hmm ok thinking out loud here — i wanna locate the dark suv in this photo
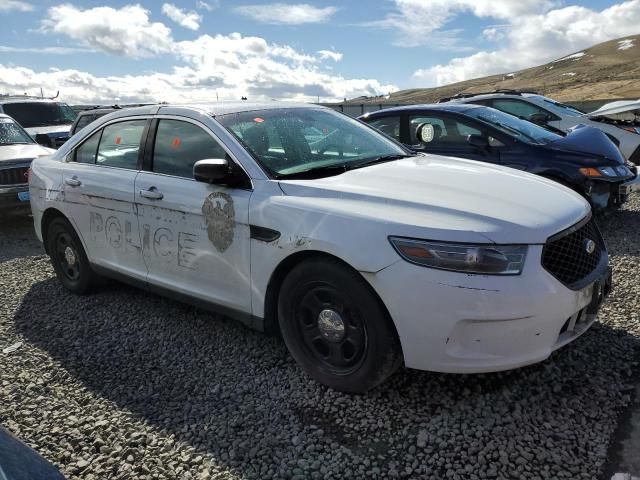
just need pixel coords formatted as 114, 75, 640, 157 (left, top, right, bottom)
70, 104, 157, 136
0, 95, 76, 148
360, 103, 639, 212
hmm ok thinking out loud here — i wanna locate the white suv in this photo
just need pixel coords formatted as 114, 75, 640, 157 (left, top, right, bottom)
29, 103, 611, 392
444, 92, 640, 162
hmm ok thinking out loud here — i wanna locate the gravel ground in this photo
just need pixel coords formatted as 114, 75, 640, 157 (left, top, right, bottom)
1, 199, 640, 480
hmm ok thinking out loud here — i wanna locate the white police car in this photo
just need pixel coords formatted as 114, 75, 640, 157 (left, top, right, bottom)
29, 103, 610, 392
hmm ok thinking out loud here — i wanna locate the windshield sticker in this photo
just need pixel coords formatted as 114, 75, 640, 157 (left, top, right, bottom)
172, 137, 181, 148
253, 117, 265, 123
115, 136, 122, 145
202, 192, 235, 253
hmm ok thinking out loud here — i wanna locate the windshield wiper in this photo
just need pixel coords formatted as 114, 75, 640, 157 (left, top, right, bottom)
273, 154, 412, 180
274, 164, 351, 180
0, 141, 31, 145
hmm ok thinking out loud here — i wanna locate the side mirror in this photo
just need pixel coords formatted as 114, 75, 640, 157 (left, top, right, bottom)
529, 113, 550, 125
35, 133, 53, 148
466, 134, 489, 149
193, 159, 230, 184
416, 123, 435, 144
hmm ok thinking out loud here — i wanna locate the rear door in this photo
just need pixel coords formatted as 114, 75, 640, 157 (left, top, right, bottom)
62, 118, 149, 279
134, 116, 253, 314
407, 113, 500, 163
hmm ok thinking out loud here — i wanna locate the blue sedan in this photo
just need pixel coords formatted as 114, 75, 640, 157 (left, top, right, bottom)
360, 104, 638, 212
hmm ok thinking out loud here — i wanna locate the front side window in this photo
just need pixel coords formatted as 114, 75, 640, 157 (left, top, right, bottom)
409, 115, 481, 145
0, 118, 33, 145
367, 116, 402, 141
2, 102, 77, 128
96, 120, 146, 170
217, 108, 408, 178
75, 130, 101, 164
152, 120, 227, 178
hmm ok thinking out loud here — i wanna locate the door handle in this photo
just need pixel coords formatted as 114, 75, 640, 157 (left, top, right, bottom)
139, 188, 164, 200
64, 177, 81, 187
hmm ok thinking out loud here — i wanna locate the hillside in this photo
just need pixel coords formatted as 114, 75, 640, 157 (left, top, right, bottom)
343, 35, 640, 105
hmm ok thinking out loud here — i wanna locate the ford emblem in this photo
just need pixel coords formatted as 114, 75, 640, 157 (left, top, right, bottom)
584, 239, 596, 255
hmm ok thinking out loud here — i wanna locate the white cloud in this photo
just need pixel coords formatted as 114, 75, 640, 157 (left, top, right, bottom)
0, 0, 32, 13
234, 3, 338, 24
196, 0, 218, 11
366, 0, 557, 48
318, 50, 342, 61
162, 3, 202, 31
2, 16, 391, 104
0, 45, 93, 54
413, 0, 640, 86
41, 4, 174, 58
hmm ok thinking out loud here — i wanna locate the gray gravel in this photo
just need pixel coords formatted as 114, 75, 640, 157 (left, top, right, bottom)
1, 199, 640, 480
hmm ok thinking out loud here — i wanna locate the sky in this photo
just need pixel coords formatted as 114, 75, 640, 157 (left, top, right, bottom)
0, 0, 639, 104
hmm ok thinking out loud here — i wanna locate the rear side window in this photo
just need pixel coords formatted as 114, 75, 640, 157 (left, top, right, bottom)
367, 116, 401, 141
96, 120, 146, 170
75, 130, 101, 164
152, 120, 227, 178
490, 99, 552, 121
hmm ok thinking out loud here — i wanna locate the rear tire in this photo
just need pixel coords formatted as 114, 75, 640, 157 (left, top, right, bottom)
278, 258, 402, 393
46, 217, 100, 294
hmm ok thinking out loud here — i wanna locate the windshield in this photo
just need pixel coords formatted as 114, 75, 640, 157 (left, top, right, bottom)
466, 107, 562, 145
540, 97, 585, 116
0, 117, 34, 145
217, 108, 409, 178
2, 102, 77, 128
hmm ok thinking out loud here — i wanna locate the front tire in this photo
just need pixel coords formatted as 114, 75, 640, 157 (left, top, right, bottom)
46, 217, 99, 294
278, 258, 402, 393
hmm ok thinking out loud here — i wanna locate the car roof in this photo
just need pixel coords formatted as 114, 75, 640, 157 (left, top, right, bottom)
361, 103, 485, 117
447, 93, 542, 103
0, 96, 65, 105
95, 101, 327, 123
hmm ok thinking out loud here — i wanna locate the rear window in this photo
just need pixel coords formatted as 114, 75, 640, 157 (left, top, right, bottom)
2, 102, 77, 128
72, 114, 97, 134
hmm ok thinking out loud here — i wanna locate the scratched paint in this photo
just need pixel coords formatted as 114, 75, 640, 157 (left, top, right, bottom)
202, 192, 235, 253
88, 210, 197, 268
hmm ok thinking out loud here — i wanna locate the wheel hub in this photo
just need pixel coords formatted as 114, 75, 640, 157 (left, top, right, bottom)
317, 309, 345, 342
64, 246, 77, 266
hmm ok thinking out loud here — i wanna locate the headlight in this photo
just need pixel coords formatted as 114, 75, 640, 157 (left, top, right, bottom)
579, 166, 628, 177
389, 237, 527, 275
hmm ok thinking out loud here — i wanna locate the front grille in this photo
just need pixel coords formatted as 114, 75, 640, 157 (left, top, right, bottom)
0, 165, 30, 186
542, 218, 605, 289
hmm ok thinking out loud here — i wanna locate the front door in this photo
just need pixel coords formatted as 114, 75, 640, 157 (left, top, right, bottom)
134, 117, 252, 314
62, 119, 148, 280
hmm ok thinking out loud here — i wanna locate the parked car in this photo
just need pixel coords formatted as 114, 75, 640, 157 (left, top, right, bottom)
0, 95, 77, 149
30, 103, 611, 393
0, 426, 66, 479
588, 99, 640, 135
439, 90, 640, 163
0, 114, 55, 212
360, 104, 639, 212
69, 104, 158, 136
